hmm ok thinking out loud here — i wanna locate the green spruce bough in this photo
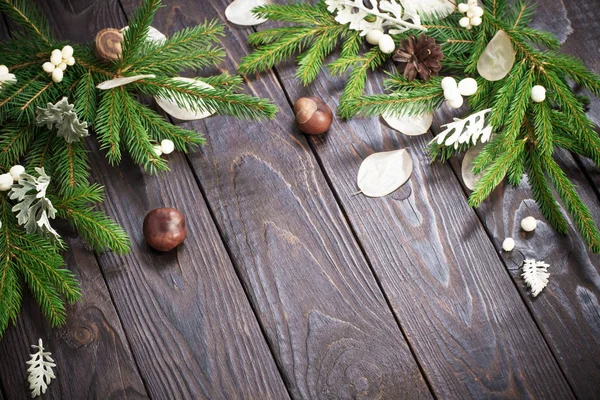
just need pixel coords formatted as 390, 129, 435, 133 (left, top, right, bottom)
240, 0, 600, 253
0, 0, 276, 337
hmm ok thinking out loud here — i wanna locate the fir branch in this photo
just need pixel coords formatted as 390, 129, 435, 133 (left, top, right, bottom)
469, 139, 527, 207
119, 0, 162, 70
95, 89, 123, 164
544, 155, 600, 252
0, 0, 54, 47
524, 148, 569, 234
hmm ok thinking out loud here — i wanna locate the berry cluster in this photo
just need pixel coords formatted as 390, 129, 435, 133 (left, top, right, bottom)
0, 65, 17, 88
365, 29, 396, 54
441, 76, 478, 109
0, 165, 25, 191
458, 0, 484, 29
152, 139, 176, 157
42, 46, 76, 83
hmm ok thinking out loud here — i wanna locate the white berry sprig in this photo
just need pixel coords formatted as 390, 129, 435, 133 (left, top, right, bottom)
441, 76, 478, 109
42, 45, 76, 83
458, 0, 484, 30
152, 139, 175, 157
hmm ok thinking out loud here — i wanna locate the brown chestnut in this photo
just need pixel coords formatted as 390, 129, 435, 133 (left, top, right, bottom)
143, 208, 186, 252
293, 96, 333, 135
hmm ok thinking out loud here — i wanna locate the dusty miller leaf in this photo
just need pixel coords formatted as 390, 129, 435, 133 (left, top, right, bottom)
26, 339, 56, 398
36, 97, 74, 129
522, 259, 550, 297
57, 112, 89, 143
9, 167, 60, 238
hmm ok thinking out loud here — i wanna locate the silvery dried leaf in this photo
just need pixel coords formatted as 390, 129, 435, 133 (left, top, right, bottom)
357, 149, 413, 197
477, 30, 516, 81
121, 25, 166, 44
155, 77, 215, 120
36, 97, 73, 129
383, 112, 433, 136
226, 0, 269, 26
461, 142, 485, 191
57, 112, 89, 143
96, 74, 156, 90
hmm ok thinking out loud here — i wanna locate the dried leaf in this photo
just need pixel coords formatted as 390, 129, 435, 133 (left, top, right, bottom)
26, 339, 56, 398
461, 142, 484, 190
522, 259, 550, 297
155, 77, 215, 120
357, 149, 413, 197
96, 74, 156, 90
226, 0, 269, 26
430, 108, 493, 149
477, 30, 516, 81
383, 111, 433, 136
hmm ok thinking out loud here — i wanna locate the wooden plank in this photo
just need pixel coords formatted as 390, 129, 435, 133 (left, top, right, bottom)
0, 14, 147, 400
0, 236, 149, 400
119, 0, 435, 398
259, 10, 578, 400
437, 1, 600, 396
36, 1, 290, 398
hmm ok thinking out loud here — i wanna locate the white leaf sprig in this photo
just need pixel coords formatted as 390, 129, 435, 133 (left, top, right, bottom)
430, 108, 493, 149
522, 259, 550, 297
26, 339, 56, 398
325, 0, 425, 36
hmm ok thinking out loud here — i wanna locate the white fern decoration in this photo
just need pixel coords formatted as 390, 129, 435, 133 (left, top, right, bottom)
430, 108, 493, 149
522, 259, 550, 297
325, 0, 425, 35
26, 339, 56, 398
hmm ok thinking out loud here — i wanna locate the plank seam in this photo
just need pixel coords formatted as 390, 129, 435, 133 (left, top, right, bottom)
257, 28, 438, 399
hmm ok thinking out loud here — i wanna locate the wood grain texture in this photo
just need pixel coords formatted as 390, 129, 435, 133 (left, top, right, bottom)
36, 1, 290, 398
262, 12, 577, 400
437, 1, 600, 396
119, 0, 434, 398
0, 16, 147, 400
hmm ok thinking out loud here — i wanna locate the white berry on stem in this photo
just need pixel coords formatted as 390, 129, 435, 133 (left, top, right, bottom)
0, 173, 13, 191
459, 17, 471, 27
153, 145, 163, 157
0, 65, 8, 75
521, 216, 537, 232
42, 62, 55, 73
9, 165, 25, 181
50, 49, 62, 65
65, 57, 76, 66
378, 34, 395, 54
441, 76, 458, 91
444, 86, 462, 101
458, 3, 469, 12
447, 96, 464, 109
531, 85, 546, 102
160, 139, 175, 155
51, 68, 63, 83
458, 77, 478, 96
58, 62, 67, 71
366, 29, 383, 46
471, 16, 482, 26
502, 238, 515, 252
61, 45, 74, 59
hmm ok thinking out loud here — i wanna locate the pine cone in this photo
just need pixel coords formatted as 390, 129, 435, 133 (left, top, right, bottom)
393, 34, 443, 82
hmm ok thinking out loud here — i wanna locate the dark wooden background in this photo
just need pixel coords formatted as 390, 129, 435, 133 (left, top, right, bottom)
0, 0, 598, 398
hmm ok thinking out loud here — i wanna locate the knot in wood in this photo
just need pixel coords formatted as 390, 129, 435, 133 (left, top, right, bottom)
95, 28, 124, 62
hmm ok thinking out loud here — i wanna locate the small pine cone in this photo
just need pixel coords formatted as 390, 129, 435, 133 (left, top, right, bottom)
392, 34, 443, 81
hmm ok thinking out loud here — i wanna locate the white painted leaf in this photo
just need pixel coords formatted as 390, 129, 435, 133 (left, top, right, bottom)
155, 77, 215, 120
400, 0, 455, 20
121, 25, 167, 44
357, 149, 413, 197
430, 108, 493, 149
26, 339, 56, 398
461, 142, 484, 191
96, 74, 156, 90
383, 112, 433, 136
325, 0, 424, 36
226, 0, 269, 26
477, 30, 516, 81
522, 259, 550, 297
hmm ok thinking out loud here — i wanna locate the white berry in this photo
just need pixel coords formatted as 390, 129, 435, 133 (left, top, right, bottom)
473, 6, 484, 17
58, 62, 67, 71
42, 62, 55, 73
458, 3, 469, 12
502, 238, 515, 252
61, 45, 74, 59
65, 57, 76, 66
447, 96, 464, 109
0, 65, 9, 75
9, 165, 25, 181
468, 0, 477, 5
471, 16, 482, 26
50, 49, 63, 65
459, 17, 471, 27
444, 87, 462, 101
521, 216, 537, 232
531, 85, 546, 102
378, 34, 395, 54
441, 76, 458, 91
153, 145, 163, 157
466, 10, 474, 18
458, 77, 478, 96
0, 173, 13, 191
51, 68, 64, 83
160, 139, 175, 155
366, 29, 384, 46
